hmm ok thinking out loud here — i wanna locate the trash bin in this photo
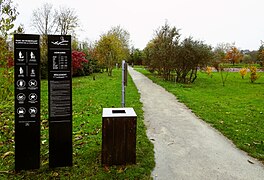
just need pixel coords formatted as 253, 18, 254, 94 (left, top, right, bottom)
102, 108, 137, 165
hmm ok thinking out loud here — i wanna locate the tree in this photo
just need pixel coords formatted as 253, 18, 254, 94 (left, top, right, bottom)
72, 50, 88, 76
249, 66, 260, 83
212, 43, 230, 71
31, 3, 57, 35
55, 6, 79, 35
258, 42, 264, 67
129, 47, 144, 65
0, 0, 19, 37
176, 37, 213, 83
144, 22, 212, 83
32, 3, 58, 78
144, 22, 180, 80
95, 27, 130, 76
239, 68, 247, 79
241, 54, 252, 64
0, 0, 19, 99
225, 46, 242, 65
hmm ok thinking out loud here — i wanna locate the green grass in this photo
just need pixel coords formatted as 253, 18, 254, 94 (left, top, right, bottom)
0, 69, 154, 179
135, 67, 264, 163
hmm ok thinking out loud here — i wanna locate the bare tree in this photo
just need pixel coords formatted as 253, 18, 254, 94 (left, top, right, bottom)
31, 3, 57, 35
55, 7, 79, 35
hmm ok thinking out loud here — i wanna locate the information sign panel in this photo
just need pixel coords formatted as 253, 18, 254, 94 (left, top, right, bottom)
48, 35, 72, 167
14, 34, 40, 171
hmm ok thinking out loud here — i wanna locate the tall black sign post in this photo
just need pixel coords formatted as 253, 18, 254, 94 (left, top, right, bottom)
14, 34, 40, 171
48, 35, 72, 168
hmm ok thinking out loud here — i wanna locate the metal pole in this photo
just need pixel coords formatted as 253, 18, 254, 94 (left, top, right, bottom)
121, 60, 126, 107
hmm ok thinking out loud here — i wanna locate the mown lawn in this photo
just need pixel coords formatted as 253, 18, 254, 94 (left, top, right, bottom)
135, 67, 264, 163
0, 69, 155, 179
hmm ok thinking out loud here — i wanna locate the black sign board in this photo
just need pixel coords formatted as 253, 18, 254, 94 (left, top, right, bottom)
48, 35, 72, 168
14, 34, 40, 171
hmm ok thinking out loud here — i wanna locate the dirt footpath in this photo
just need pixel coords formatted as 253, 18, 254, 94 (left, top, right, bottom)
128, 67, 264, 180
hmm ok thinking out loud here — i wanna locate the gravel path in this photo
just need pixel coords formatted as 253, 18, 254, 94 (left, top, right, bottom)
128, 67, 264, 180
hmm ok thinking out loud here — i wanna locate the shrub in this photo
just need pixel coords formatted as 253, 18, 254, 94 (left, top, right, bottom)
239, 68, 247, 79
72, 50, 89, 76
249, 66, 260, 83
206, 66, 212, 76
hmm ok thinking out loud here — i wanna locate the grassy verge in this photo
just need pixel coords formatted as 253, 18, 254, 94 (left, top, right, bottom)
0, 69, 154, 179
135, 66, 264, 163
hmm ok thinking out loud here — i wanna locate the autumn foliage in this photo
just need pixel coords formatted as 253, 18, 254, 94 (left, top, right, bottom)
72, 50, 88, 75
225, 47, 242, 65
239, 68, 247, 79
249, 66, 260, 83
205, 66, 212, 76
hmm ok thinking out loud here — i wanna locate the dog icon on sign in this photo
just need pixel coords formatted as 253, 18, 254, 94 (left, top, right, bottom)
29, 107, 37, 115
29, 79, 37, 87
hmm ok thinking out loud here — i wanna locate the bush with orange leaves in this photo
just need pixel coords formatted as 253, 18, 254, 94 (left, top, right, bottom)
205, 66, 213, 77
249, 66, 260, 83
239, 68, 247, 79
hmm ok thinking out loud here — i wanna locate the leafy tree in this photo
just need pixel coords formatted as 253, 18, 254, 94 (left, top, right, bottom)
239, 68, 247, 79
205, 66, 213, 77
212, 43, 229, 71
0, 0, 18, 37
144, 22, 212, 83
129, 47, 144, 65
249, 66, 260, 83
144, 22, 180, 80
212, 43, 234, 86
0, 0, 19, 99
176, 37, 213, 83
242, 54, 252, 64
248, 50, 258, 63
258, 42, 264, 67
95, 27, 130, 76
143, 39, 158, 72
225, 46, 242, 65
72, 50, 88, 76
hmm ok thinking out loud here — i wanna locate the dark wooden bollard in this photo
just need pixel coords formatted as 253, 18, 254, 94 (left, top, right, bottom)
102, 108, 137, 165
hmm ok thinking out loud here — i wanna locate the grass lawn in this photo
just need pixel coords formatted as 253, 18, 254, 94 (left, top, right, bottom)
135, 66, 264, 163
0, 69, 155, 179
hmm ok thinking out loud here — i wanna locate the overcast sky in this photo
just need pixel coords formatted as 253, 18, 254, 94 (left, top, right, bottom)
15, 0, 264, 50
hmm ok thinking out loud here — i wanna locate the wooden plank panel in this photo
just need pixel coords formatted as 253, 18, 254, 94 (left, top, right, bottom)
126, 117, 137, 164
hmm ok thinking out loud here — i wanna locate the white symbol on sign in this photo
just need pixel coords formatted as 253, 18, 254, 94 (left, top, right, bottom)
19, 67, 24, 75
29, 107, 37, 115
17, 79, 26, 87
30, 52, 35, 59
17, 93, 26, 101
53, 56, 58, 69
31, 68, 35, 76
29, 79, 37, 87
51, 36, 69, 46
17, 107, 26, 115
29, 93, 37, 101
19, 51, 24, 58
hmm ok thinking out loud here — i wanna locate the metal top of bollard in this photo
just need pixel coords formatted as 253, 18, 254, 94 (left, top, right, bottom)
102, 108, 137, 118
